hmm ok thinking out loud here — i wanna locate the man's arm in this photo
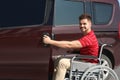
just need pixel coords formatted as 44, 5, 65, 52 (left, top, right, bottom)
43, 35, 83, 49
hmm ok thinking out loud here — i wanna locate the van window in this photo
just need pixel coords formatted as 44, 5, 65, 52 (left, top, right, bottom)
54, 0, 84, 25
92, 2, 113, 25
0, 0, 46, 27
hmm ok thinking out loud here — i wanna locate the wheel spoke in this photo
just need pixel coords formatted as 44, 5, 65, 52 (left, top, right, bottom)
81, 65, 119, 80
101, 59, 109, 67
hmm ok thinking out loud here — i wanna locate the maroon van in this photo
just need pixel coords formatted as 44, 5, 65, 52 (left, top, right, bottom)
0, 0, 120, 80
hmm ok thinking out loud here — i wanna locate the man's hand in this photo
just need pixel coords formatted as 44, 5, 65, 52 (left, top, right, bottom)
43, 35, 51, 44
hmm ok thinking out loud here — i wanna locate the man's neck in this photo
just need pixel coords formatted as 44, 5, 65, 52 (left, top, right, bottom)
83, 29, 91, 35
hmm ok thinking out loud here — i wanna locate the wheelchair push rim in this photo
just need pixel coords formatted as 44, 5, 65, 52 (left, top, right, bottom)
81, 65, 119, 80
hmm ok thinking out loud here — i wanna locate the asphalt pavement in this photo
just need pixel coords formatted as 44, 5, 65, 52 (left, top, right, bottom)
114, 65, 120, 80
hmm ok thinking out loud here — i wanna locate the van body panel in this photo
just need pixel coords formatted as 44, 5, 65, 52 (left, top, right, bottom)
0, 26, 52, 80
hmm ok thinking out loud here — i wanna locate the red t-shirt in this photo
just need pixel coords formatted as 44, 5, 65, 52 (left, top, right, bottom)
78, 30, 99, 63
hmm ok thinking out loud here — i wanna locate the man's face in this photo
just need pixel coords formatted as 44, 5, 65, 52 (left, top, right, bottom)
79, 19, 91, 34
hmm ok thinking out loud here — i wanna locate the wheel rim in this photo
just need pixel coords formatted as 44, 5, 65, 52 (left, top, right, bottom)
101, 59, 110, 79
101, 59, 109, 67
83, 59, 110, 80
81, 66, 119, 80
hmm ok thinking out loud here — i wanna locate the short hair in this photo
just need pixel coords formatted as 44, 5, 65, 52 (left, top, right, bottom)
79, 14, 92, 22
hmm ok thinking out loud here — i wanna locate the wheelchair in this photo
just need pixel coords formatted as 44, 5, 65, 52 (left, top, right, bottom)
64, 44, 119, 80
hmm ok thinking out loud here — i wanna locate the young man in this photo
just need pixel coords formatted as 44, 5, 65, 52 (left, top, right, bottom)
43, 14, 99, 80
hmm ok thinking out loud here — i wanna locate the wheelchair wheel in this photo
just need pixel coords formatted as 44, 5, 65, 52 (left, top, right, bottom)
81, 65, 119, 80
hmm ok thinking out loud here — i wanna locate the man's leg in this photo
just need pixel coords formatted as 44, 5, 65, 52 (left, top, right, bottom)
53, 58, 71, 80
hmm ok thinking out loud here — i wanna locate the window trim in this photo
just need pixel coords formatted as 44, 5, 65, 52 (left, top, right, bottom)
92, 2, 113, 25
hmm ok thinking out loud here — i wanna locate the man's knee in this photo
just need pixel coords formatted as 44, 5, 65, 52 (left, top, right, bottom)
58, 58, 70, 69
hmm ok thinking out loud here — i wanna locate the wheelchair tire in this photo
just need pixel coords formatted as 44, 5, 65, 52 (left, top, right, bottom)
101, 54, 112, 68
101, 54, 113, 80
81, 65, 119, 80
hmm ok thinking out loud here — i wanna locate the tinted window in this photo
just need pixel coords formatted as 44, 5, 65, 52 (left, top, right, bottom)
54, 0, 84, 25
0, 0, 46, 27
92, 2, 113, 24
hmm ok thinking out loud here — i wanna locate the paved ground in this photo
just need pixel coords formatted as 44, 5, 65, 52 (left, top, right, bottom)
114, 65, 120, 79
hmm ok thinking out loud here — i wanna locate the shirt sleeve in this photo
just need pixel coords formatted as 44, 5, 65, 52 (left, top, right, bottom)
78, 36, 92, 47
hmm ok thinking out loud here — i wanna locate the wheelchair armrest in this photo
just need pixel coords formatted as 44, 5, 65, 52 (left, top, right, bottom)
71, 55, 98, 61
76, 55, 97, 59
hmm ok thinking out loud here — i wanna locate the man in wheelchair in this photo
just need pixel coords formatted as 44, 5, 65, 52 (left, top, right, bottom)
43, 14, 99, 80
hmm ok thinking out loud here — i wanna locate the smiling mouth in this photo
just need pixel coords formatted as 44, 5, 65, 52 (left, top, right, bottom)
80, 27, 85, 30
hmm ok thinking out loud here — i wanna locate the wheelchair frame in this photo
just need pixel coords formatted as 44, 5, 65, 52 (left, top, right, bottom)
65, 44, 119, 80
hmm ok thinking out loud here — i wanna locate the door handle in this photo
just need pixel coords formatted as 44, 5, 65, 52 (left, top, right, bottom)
42, 32, 55, 47
42, 32, 50, 47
